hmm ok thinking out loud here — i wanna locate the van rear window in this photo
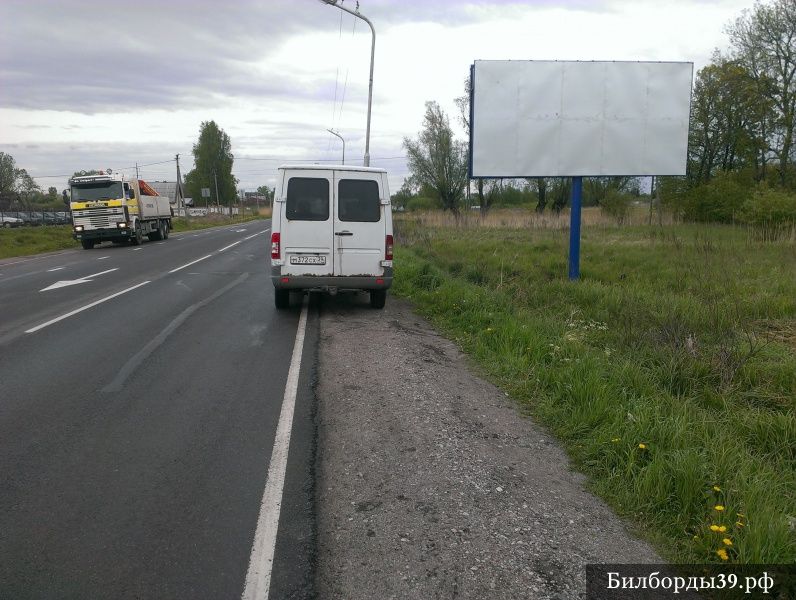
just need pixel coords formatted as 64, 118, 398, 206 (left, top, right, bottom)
286, 177, 329, 221
338, 179, 380, 223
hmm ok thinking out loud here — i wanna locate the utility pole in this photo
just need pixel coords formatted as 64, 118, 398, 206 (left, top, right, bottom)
213, 168, 221, 215
175, 153, 186, 218
135, 162, 140, 179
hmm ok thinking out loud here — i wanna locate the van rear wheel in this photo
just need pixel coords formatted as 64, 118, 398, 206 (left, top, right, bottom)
80, 239, 95, 250
370, 289, 386, 309
274, 289, 290, 309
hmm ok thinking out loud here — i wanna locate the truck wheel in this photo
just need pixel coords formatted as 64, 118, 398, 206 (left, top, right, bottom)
163, 221, 170, 239
130, 223, 143, 245
370, 289, 387, 309
149, 221, 163, 241
81, 239, 95, 250
274, 289, 290, 309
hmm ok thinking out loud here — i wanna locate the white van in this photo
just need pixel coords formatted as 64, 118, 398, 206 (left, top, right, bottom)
270, 165, 393, 309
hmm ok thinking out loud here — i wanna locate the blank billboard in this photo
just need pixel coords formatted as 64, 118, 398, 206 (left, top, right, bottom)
470, 60, 693, 178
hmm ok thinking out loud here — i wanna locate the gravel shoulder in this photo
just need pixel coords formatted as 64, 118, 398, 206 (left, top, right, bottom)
316, 295, 662, 599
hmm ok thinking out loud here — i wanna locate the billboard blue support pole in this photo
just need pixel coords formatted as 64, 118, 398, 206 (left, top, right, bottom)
568, 176, 582, 280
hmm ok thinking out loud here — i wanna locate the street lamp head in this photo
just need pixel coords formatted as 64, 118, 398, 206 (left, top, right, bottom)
318, 0, 338, 4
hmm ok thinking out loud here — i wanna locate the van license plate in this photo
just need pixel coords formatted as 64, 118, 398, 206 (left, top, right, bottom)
290, 255, 326, 265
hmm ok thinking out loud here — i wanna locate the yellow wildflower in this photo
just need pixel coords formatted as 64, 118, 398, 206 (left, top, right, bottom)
718, 525, 727, 532
723, 538, 733, 546
735, 522, 744, 528
736, 513, 745, 518
638, 443, 647, 450
712, 485, 721, 492
714, 505, 725, 512
611, 438, 620, 443
716, 548, 729, 561
709, 525, 720, 532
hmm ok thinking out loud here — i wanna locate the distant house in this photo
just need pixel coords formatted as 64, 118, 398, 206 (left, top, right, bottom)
148, 181, 184, 206
244, 192, 267, 205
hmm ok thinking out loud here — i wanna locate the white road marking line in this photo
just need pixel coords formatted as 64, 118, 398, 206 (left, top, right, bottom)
133, 247, 143, 251
47, 267, 65, 272
242, 296, 309, 600
168, 254, 212, 274
26, 281, 150, 333
97, 256, 110, 260
218, 240, 243, 252
244, 229, 269, 240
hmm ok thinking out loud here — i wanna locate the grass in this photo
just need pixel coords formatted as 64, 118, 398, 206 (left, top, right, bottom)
392, 209, 796, 565
0, 215, 267, 260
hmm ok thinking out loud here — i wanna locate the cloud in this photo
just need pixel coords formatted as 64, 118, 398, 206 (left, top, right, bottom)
0, 0, 340, 113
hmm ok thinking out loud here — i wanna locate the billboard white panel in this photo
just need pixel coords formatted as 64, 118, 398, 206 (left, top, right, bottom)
470, 60, 693, 178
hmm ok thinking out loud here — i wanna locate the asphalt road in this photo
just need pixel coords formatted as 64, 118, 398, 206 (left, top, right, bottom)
0, 221, 317, 599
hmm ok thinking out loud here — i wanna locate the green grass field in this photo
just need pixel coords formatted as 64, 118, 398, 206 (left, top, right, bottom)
393, 211, 796, 565
0, 215, 265, 260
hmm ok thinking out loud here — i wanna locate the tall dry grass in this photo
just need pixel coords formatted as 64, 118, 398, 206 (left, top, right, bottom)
401, 206, 678, 230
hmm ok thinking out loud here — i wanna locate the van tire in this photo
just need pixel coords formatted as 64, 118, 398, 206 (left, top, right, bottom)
163, 221, 170, 239
370, 289, 387, 309
274, 289, 290, 309
81, 239, 95, 250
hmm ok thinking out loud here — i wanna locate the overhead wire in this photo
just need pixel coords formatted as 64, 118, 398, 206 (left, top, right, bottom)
336, 14, 357, 130
328, 8, 344, 151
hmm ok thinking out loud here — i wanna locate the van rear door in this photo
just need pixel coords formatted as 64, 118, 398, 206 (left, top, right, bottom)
333, 170, 385, 277
281, 171, 334, 277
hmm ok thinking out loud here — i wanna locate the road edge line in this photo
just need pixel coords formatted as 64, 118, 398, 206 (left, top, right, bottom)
242, 296, 309, 600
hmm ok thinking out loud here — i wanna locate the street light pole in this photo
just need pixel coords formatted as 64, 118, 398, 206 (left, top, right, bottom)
319, 0, 375, 167
326, 128, 346, 164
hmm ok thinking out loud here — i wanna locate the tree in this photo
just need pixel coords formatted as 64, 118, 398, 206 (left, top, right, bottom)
528, 178, 549, 213
0, 152, 16, 195
728, 0, 796, 185
184, 121, 237, 208
256, 185, 273, 202
403, 101, 468, 215
688, 55, 771, 185
454, 77, 502, 215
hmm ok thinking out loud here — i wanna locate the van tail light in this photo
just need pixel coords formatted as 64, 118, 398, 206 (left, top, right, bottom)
385, 234, 394, 260
271, 232, 281, 259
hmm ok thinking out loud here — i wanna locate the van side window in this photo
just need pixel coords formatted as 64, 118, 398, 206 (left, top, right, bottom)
286, 177, 329, 221
338, 179, 380, 222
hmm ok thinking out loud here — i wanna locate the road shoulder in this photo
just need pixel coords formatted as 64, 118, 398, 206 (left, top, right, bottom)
316, 296, 661, 599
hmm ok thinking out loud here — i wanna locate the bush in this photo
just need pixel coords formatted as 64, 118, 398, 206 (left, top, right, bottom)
600, 189, 633, 224
740, 188, 796, 241
406, 196, 442, 212
741, 187, 796, 224
683, 175, 750, 223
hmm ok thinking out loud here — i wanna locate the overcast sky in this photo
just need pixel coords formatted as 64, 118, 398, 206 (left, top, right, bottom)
0, 0, 751, 196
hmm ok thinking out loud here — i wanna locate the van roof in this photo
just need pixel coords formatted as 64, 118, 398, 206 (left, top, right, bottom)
278, 164, 387, 174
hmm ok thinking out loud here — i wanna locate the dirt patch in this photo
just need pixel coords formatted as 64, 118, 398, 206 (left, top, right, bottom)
315, 295, 662, 599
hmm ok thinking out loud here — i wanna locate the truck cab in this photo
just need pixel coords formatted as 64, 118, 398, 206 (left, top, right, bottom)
270, 165, 393, 309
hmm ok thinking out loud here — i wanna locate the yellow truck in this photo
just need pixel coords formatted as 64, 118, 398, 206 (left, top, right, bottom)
70, 171, 172, 249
